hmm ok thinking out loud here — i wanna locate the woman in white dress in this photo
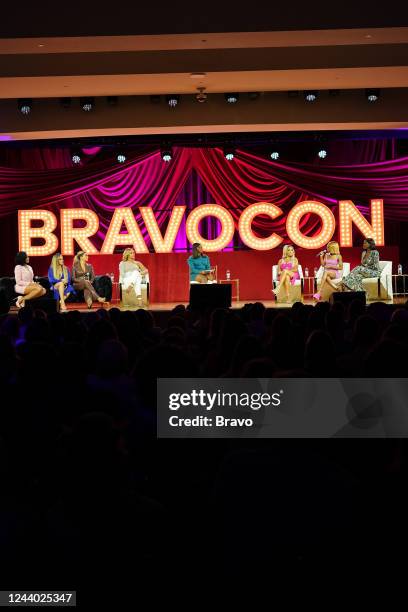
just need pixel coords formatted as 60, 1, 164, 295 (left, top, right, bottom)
119, 248, 148, 306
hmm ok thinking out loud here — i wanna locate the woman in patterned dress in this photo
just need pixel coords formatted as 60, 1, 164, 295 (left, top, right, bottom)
341, 239, 380, 292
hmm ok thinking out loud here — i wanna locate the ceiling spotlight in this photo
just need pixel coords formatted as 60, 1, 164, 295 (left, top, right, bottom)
304, 91, 318, 102
224, 146, 235, 161
366, 88, 380, 102
195, 87, 207, 103
107, 96, 118, 106
225, 93, 239, 104
72, 152, 81, 164
80, 97, 95, 112
161, 147, 173, 162
117, 154, 126, 163
166, 95, 180, 108
318, 149, 327, 159
18, 99, 32, 115
270, 151, 280, 160
59, 97, 72, 108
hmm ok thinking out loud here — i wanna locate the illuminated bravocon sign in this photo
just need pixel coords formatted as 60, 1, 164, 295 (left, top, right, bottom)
18, 199, 385, 256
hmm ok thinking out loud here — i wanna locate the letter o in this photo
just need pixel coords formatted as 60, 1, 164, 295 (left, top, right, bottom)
286, 200, 335, 249
186, 204, 235, 251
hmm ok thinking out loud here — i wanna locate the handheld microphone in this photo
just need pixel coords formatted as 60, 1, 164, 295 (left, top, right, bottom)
316, 250, 326, 257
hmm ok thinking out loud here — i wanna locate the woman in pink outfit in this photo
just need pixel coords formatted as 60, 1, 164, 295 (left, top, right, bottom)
313, 241, 343, 301
14, 251, 46, 308
274, 245, 300, 302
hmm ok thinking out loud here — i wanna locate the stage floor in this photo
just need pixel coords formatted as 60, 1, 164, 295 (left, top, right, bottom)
8, 296, 405, 314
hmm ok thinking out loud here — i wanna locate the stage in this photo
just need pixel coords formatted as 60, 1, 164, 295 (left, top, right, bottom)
8, 296, 405, 316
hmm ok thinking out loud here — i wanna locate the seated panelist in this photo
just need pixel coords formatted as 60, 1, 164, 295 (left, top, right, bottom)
14, 251, 46, 308
187, 243, 215, 284
72, 251, 106, 309
119, 247, 148, 306
273, 245, 300, 303
48, 252, 74, 311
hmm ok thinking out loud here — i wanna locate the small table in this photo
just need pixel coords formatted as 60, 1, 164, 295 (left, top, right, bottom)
219, 279, 240, 301
391, 274, 408, 296
302, 276, 317, 298
111, 281, 121, 304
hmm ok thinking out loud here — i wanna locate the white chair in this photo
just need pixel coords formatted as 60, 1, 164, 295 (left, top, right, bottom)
362, 260, 393, 301
272, 264, 303, 302
120, 272, 150, 307
315, 262, 350, 288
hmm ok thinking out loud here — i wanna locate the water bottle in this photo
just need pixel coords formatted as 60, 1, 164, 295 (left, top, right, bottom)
305, 267, 309, 278
313, 267, 318, 277
398, 264, 402, 275
226, 269, 231, 280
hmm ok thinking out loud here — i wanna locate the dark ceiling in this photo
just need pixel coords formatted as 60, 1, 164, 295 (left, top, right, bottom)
2, 2, 408, 38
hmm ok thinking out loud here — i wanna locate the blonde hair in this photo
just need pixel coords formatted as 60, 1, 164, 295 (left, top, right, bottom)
74, 251, 86, 265
122, 248, 134, 261
51, 253, 68, 283
327, 241, 340, 255
282, 245, 295, 259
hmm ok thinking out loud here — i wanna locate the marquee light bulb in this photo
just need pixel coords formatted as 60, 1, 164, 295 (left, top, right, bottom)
185, 204, 235, 251
101, 208, 148, 254
140, 206, 186, 253
238, 202, 283, 250
18, 210, 59, 256
339, 199, 384, 247
286, 200, 336, 249
61, 209, 99, 255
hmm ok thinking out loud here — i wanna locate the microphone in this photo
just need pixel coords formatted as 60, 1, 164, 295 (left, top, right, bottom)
316, 250, 326, 257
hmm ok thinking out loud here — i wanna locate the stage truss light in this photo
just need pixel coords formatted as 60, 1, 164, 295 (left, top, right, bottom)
71, 153, 81, 164
117, 154, 126, 163
318, 149, 327, 159
18, 99, 32, 115
161, 147, 173, 162
304, 91, 318, 102
270, 151, 279, 160
80, 97, 95, 112
224, 146, 235, 161
366, 88, 380, 102
166, 95, 180, 108
225, 93, 239, 104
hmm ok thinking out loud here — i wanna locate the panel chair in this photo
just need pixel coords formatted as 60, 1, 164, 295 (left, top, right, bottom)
120, 272, 150, 308
272, 264, 303, 303
362, 260, 393, 301
315, 262, 350, 301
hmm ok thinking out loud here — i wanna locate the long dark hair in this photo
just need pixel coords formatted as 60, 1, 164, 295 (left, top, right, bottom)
15, 251, 28, 266
192, 243, 202, 259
